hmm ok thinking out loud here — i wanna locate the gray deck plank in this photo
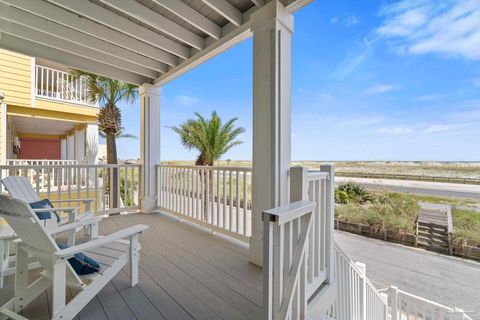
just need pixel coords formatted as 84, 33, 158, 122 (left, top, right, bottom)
0, 212, 263, 320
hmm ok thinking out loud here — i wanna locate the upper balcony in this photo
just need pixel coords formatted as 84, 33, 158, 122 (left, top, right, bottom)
35, 64, 97, 107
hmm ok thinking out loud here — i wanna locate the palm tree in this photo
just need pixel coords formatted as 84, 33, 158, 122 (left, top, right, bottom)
99, 127, 138, 140
72, 70, 138, 209
170, 111, 245, 220
170, 111, 245, 166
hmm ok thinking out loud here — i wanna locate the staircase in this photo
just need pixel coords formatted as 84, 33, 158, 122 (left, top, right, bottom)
416, 202, 452, 254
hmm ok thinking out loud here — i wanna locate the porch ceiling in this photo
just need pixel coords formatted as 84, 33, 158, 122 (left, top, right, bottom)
0, 0, 311, 86
11, 116, 76, 136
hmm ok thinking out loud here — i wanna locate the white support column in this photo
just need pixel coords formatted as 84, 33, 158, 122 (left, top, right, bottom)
74, 129, 85, 162
140, 83, 161, 213
250, 0, 293, 266
0, 102, 6, 165
60, 138, 67, 160
86, 123, 99, 164
66, 134, 75, 160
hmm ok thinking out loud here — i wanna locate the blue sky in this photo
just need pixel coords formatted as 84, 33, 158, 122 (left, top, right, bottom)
115, 0, 480, 161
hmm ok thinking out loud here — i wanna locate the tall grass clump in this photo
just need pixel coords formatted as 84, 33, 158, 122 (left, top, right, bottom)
335, 184, 419, 235
451, 208, 480, 246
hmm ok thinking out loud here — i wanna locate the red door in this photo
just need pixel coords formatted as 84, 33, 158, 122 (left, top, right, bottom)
18, 138, 61, 160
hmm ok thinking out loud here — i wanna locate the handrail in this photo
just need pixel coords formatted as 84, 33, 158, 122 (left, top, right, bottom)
263, 200, 315, 224
158, 163, 251, 171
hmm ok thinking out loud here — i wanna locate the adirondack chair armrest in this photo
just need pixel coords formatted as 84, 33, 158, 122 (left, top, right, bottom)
33, 207, 78, 213
54, 224, 149, 259
34, 207, 79, 223
49, 217, 102, 235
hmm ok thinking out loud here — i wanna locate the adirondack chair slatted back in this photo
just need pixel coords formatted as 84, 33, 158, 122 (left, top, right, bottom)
0, 195, 82, 285
2, 176, 41, 203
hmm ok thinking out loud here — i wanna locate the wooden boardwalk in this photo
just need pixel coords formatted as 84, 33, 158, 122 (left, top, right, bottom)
0, 213, 263, 320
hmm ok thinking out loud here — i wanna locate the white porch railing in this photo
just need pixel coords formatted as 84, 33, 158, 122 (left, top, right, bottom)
380, 286, 474, 320
157, 164, 252, 242
0, 163, 141, 215
35, 65, 95, 106
335, 243, 388, 320
6, 159, 82, 166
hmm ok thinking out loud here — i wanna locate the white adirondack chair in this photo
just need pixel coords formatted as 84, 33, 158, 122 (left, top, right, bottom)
0, 195, 148, 320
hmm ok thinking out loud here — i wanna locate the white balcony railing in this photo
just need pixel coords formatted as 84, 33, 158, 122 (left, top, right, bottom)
0, 163, 140, 215
6, 159, 82, 166
157, 164, 252, 242
35, 65, 95, 106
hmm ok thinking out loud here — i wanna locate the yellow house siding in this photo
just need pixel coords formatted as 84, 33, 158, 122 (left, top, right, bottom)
0, 49, 33, 108
7, 105, 97, 123
35, 98, 98, 118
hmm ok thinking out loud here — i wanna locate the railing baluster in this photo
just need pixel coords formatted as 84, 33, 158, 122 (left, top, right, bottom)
236, 171, 240, 233
243, 171, 248, 236
229, 170, 233, 231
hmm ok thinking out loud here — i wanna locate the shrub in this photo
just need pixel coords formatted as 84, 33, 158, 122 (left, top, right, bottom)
335, 183, 375, 204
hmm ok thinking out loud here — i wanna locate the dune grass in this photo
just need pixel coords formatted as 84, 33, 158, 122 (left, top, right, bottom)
335, 191, 419, 235
451, 208, 480, 246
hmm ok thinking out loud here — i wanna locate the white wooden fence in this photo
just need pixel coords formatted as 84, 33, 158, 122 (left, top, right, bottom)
6, 159, 82, 166
0, 163, 140, 215
335, 244, 388, 320
35, 65, 94, 106
380, 286, 474, 320
157, 164, 252, 242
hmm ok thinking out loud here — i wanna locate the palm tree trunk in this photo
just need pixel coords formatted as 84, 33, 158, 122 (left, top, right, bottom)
195, 153, 210, 221
106, 132, 119, 211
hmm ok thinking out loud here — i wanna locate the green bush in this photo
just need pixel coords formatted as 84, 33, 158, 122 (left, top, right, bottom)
335, 183, 375, 204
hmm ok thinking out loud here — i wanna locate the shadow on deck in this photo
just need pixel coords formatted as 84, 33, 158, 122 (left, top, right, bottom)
0, 213, 263, 320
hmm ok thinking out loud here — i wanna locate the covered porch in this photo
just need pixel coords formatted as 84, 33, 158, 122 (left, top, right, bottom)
0, 0, 391, 319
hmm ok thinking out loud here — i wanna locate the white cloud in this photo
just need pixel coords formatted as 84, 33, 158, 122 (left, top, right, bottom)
319, 92, 334, 100
365, 84, 398, 95
473, 77, 480, 87
377, 0, 480, 60
378, 126, 414, 135
424, 124, 451, 133
330, 17, 338, 23
174, 94, 199, 107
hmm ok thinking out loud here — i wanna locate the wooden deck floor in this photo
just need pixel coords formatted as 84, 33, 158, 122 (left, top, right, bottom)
0, 213, 263, 320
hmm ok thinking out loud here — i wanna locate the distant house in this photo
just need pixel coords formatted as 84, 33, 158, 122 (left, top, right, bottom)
0, 48, 99, 165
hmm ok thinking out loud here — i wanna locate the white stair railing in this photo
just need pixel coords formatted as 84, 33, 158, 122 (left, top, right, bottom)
263, 200, 316, 320
380, 286, 475, 320
335, 243, 388, 320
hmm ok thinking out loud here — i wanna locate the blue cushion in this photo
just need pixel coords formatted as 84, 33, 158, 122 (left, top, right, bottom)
57, 244, 101, 275
29, 199, 60, 222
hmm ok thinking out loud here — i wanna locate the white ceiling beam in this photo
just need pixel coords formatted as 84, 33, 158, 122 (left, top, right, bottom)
0, 0, 178, 66
0, 19, 159, 79
45, 0, 190, 59
250, 0, 265, 7
0, 3, 167, 73
99, 0, 204, 50
199, 0, 243, 26
283, 0, 314, 13
151, 0, 222, 40
0, 33, 150, 85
